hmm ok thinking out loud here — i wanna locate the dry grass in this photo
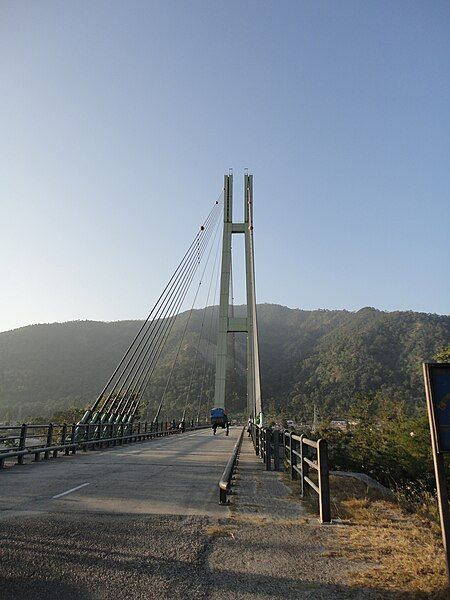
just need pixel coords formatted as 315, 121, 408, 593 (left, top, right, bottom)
205, 524, 235, 539
328, 474, 449, 598
229, 512, 309, 527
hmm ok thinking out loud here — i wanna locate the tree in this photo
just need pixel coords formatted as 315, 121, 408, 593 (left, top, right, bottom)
435, 345, 450, 363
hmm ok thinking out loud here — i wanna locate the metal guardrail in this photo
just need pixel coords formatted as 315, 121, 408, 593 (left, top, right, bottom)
284, 430, 331, 523
0, 420, 207, 470
249, 423, 331, 523
219, 426, 245, 504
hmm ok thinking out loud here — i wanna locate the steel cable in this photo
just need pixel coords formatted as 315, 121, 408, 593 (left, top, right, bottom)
122, 207, 222, 417
152, 215, 222, 422
196, 239, 222, 423
96, 199, 222, 417
89, 197, 222, 418
181, 222, 223, 421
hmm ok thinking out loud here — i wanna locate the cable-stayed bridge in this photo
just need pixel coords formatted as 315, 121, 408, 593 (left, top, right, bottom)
0, 172, 335, 599
1, 171, 263, 471
70, 170, 262, 430
6, 170, 425, 599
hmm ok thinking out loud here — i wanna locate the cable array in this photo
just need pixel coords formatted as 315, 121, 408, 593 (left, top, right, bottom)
80, 193, 223, 425
195, 246, 221, 423
152, 215, 222, 423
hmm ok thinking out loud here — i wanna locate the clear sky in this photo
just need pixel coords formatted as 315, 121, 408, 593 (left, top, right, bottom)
1, 0, 449, 333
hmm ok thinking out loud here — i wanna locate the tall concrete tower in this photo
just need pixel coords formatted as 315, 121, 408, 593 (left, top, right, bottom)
214, 171, 263, 424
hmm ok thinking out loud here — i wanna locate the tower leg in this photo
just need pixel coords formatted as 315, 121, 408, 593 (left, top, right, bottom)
214, 174, 233, 409
245, 173, 263, 425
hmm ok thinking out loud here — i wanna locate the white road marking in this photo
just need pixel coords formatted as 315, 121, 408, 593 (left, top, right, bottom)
52, 482, 90, 499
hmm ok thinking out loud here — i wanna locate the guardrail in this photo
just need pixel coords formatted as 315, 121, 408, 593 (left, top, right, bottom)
249, 423, 331, 523
284, 431, 331, 523
0, 420, 207, 470
219, 426, 245, 504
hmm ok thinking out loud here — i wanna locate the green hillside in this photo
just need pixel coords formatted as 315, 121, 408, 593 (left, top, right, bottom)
0, 305, 448, 422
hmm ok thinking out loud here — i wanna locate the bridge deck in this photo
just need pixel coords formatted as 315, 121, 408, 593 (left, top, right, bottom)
0, 427, 238, 517
0, 428, 243, 599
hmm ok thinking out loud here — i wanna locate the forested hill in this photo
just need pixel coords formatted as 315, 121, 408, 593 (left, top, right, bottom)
0, 305, 448, 422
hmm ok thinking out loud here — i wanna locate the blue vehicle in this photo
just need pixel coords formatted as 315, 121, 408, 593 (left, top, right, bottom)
210, 407, 229, 436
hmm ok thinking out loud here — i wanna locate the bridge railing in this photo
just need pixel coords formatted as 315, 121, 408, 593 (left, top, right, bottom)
219, 426, 245, 504
284, 430, 331, 523
0, 420, 206, 470
249, 423, 331, 523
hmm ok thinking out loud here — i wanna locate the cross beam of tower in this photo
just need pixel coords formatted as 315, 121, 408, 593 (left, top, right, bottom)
214, 172, 263, 424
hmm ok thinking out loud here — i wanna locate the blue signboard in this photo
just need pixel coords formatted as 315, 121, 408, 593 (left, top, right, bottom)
428, 365, 450, 453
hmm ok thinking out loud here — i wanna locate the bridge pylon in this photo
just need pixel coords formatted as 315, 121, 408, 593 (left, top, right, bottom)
214, 171, 263, 424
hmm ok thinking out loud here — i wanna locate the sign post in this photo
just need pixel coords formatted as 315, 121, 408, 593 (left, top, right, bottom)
423, 362, 450, 582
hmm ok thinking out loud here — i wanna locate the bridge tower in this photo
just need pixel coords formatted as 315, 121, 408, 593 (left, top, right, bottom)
214, 171, 263, 424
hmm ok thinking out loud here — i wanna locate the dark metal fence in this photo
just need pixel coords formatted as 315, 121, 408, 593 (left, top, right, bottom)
219, 426, 245, 505
0, 420, 205, 470
249, 423, 331, 523
284, 431, 331, 523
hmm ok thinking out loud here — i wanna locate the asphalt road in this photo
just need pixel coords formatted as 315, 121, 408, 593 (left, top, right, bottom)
0, 427, 239, 517
0, 427, 240, 599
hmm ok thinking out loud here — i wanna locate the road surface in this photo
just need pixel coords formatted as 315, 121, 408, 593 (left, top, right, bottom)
0, 427, 239, 599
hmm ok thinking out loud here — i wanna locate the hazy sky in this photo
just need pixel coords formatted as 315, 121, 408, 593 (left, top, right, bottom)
1, 0, 449, 333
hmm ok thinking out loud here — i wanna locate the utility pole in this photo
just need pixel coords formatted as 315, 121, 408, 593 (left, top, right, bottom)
213, 171, 263, 424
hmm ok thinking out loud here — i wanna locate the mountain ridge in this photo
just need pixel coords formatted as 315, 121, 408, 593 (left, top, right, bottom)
0, 304, 448, 422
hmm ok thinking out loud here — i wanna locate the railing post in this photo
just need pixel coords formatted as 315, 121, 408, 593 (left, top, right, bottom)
265, 428, 271, 471
62, 423, 69, 455
71, 423, 77, 454
289, 432, 297, 480
83, 424, 90, 451
273, 429, 280, 471
44, 423, 53, 459
259, 428, 264, 461
259, 427, 266, 462
53, 425, 61, 458
219, 486, 228, 505
17, 423, 27, 465
299, 434, 307, 497
255, 426, 260, 456
317, 439, 331, 524
96, 422, 102, 448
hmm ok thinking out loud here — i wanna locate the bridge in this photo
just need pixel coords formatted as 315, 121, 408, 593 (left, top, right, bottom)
0, 173, 387, 599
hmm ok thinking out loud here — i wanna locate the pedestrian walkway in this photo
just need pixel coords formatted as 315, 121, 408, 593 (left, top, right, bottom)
231, 431, 307, 521
206, 436, 398, 599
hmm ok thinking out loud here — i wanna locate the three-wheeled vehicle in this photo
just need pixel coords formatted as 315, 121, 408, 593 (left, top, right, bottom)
210, 407, 229, 436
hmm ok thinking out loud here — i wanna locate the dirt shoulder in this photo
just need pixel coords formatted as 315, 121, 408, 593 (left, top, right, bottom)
205, 436, 449, 599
